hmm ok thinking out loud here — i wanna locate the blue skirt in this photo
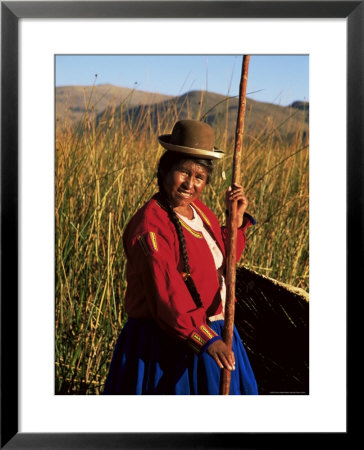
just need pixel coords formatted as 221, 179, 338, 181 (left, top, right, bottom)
102, 318, 258, 395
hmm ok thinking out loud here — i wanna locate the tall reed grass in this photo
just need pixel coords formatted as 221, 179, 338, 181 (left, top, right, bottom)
55, 88, 309, 394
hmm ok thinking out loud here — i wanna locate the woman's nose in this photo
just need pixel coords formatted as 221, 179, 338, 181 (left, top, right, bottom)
183, 176, 194, 189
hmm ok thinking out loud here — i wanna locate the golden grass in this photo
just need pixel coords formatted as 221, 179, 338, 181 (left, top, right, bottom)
55, 89, 309, 394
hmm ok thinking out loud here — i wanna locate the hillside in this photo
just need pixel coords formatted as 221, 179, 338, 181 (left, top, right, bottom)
56, 85, 308, 144
56, 84, 174, 125
96, 89, 308, 144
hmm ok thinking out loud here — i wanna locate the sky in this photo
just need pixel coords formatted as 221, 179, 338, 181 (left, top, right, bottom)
55, 55, 309, 106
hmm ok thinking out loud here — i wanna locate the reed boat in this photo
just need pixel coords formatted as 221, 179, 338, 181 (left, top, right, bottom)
235, 266, 309, 395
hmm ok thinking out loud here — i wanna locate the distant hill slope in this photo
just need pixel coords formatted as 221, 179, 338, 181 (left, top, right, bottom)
56, 85, 308, 144
56, 84, 174, 125
96, 89, 309, 144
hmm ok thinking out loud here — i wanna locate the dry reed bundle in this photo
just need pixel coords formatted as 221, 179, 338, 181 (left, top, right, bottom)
235, 266, 309, 394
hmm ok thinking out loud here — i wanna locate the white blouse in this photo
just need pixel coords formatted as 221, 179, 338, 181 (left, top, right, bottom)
176, 205, 226, 320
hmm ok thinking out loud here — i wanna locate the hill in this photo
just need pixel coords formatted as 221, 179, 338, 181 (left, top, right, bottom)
56, 84, 174, 125
96, 89, 309, 144
56, 85, 308, 144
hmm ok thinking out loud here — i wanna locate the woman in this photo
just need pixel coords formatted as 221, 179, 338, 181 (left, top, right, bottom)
103, 120, 258, 395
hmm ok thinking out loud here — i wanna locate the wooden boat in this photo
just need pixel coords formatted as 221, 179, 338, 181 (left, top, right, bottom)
235, 266, 309, 395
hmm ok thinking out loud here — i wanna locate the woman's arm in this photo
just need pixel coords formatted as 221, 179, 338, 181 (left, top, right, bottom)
125, 227, 223, 355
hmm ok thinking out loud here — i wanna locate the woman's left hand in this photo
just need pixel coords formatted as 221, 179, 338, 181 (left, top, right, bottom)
225, 183, 248, 228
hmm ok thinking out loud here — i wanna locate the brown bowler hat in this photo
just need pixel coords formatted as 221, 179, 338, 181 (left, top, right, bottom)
158, 120, 224, 160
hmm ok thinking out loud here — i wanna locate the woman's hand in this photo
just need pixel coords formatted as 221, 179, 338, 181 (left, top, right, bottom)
225, 183, 248, 228
206, 339, 236, 371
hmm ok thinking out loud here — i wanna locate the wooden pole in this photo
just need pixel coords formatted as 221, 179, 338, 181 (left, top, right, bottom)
220, 55, 250, 395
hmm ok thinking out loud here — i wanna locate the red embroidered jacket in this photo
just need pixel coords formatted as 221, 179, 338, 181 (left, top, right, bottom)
122, 193, 255, 354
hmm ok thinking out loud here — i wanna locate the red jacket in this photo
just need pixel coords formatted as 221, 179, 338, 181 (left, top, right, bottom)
122, 193, 254, 354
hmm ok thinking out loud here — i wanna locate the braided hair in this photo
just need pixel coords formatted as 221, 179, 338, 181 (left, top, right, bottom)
157, 151, 214, 309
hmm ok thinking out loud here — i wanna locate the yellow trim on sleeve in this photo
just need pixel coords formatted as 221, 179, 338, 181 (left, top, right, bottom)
149, 231, 158, 251
191, 333, 206, 346
200, 325, 216, 339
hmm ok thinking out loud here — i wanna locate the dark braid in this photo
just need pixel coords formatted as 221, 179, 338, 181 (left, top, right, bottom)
162, 195, 203, 308
156, 151, 214, 308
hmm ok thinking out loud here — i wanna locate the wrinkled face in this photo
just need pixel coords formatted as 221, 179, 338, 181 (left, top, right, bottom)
163, 160, 208, 208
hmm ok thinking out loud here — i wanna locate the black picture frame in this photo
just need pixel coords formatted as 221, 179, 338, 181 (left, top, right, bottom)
1, 1, 360, 448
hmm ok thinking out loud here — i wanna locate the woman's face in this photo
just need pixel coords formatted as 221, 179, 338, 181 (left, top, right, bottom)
163, 160, 208, 208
